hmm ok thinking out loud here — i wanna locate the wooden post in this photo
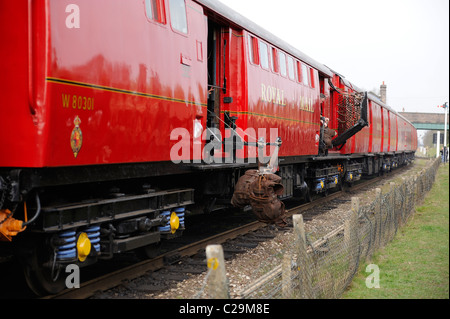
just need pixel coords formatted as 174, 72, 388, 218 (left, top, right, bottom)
407, 177, 414, 219
282, 254, 292, 298
344, 197, 359, 284
375, 188, 382, 250
205, 245, 229, 299
351, 197, 360, 214
390, 182, 396, 240
345, 198, 359, 248
414, 175, 419, 205
401, 177, 407, 227
417, 172, 423, 203
293, 214, 312, 299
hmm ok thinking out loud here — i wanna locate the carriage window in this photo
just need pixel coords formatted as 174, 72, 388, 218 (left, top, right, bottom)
287, 56, 295, 80
169, 0, 187, 33
301, 63, 309, 86
259, 41, 269, 69
145, 0, 166, 24
248, 35, 259, 64
279, 52, 287, 77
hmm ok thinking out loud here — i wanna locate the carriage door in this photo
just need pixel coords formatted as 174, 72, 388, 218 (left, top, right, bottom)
207, 21, 222, 133
206, 21, 231, 161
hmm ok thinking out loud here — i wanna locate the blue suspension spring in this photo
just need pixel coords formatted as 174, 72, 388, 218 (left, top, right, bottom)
85, 225, 101, 253
158, 210, 171, 232
56, 230, 77, 261
174, 207, 185, 228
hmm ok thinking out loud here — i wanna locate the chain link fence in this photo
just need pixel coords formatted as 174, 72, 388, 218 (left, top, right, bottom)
197, 158, 440, 299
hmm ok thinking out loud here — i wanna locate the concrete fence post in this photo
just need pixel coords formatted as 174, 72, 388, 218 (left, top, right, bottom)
345, 198, 359, 281
293, 214, 313, 299
205, 244, 229, 299
390, 182, 396, 240
282, 253, 292, 298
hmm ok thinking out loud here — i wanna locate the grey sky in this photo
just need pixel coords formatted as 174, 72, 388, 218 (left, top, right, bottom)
217, 0, 449, 114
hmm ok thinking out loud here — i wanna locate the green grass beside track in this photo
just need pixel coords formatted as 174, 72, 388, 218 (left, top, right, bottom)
343, 163, 449, 299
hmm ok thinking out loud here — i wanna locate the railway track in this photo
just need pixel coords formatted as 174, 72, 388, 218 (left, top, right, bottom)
43, 165, 409, 299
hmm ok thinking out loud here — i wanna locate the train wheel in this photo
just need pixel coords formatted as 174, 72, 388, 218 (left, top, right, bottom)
21, 240, 66, 296
137, 242, 162, 260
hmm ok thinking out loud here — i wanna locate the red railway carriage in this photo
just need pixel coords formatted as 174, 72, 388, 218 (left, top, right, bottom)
0, 0, 417, 295
1, 0, 208, 168
365, 93, 418, 171
243, 32, 323, 158
322, 68, 417, 177
324, 72, 369, 156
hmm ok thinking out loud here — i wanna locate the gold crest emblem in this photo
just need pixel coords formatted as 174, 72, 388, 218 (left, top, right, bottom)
70, 116, 83, 158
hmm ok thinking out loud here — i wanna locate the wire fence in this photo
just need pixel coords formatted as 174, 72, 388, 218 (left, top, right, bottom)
196, 158, 441, 299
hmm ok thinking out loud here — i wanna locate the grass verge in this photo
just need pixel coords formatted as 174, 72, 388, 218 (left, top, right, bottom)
342, 163, 449, 299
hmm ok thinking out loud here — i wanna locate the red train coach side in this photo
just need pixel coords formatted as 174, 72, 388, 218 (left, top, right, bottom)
365, 93, 417, 172
324, 72, 370, 156
369, 98, 383, 153
197, 0, 334, 163
244, 31, 321, 158
321, 68, 416, 176
0, 0, 335, 171
389, 111, 398, 152
371, 93, 417, 153
0, 0, 208, 168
